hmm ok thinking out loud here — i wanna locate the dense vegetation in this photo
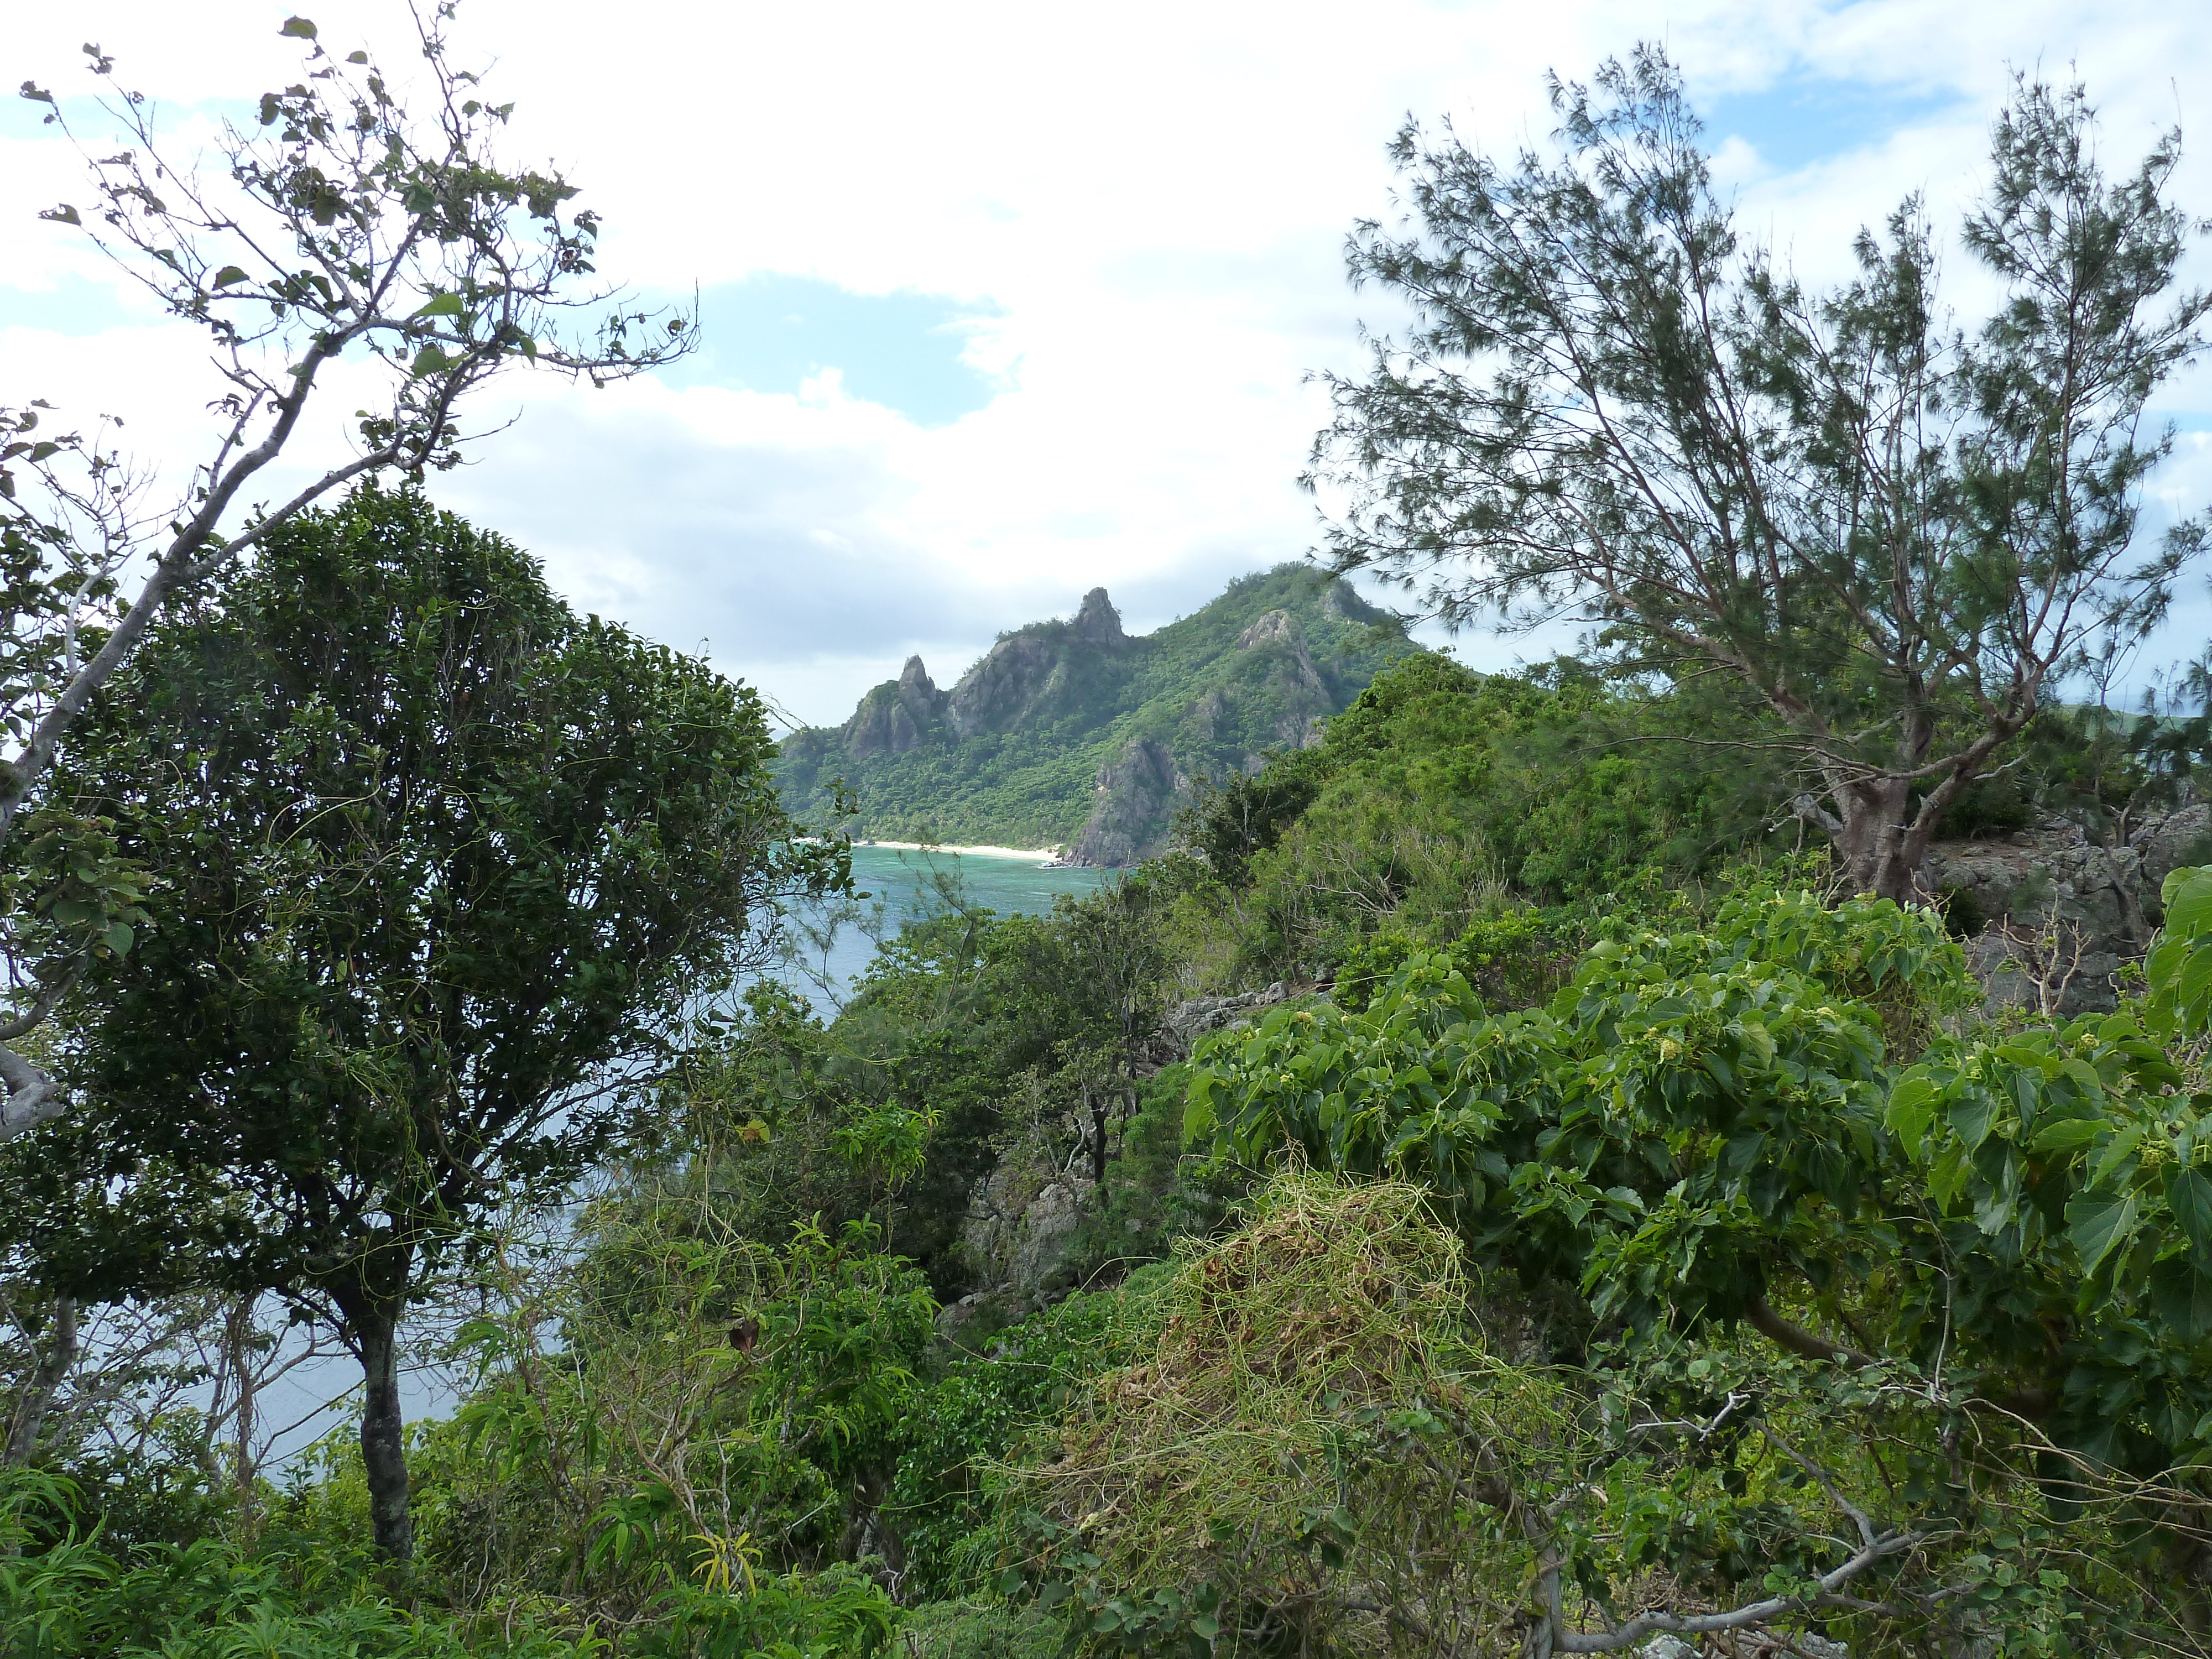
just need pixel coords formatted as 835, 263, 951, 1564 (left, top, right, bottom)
773, 567, 1417, 860
9, 23, 2212, 1659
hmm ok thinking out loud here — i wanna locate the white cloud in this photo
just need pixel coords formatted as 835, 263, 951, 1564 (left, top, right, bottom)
6, 0, 2211, 723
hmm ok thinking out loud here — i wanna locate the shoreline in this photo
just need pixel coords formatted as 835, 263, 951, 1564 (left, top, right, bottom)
854, 839, 1072, 862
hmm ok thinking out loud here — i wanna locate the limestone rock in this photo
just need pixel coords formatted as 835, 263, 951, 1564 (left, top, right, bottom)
2137, 801, 2212, 898
1073, 586, 1125, 645
841, 655, 951, 758
1144, 982, 1291, 1070
960, 1135, 1097, 1305
1321, 579, 1385, 624
1924, 820, 2152, 1015
1073, 737, 1189, 867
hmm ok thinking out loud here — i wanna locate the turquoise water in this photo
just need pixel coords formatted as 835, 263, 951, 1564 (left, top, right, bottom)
780, 844, 1109, 1008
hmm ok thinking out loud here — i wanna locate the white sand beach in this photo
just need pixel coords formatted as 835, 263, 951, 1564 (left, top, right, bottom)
856, 839, 1068, 861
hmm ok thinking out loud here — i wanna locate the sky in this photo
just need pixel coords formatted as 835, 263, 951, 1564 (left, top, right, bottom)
5, 0, 2210, 729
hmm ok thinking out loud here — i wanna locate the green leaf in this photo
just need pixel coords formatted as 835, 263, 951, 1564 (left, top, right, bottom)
413, 291, 466, 319
1885, 1074, 1936, 1154
2093, 1123, 2148, 1187
2150, 1258, 2212, 1343
211, 265, 251, 289
346, 50, 368, 64
279, 16, 319, 38
1953, 1094, 2002, 1155
19, 82, 55, 105
38, 204, 82, 227
101, 921, 133, 956
2171, 1167, 2212, 1263
2031, 1118, 2101, 1154
2068, 1190, 2140, 1275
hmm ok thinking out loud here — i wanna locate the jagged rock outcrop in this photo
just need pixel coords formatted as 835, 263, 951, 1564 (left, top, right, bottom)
1136, 982, 1292, 1073
1072, 585, 1125, 644
946, 589, 1133, 739
841, 655, 950, 758
956, 1134, 1098, 1312
1925, 801, 2207, 1016
2140, 801, 2212, 893
1074, 737, 1188, 867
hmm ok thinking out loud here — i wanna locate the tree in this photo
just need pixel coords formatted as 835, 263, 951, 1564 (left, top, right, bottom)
12, 486, 839, 1561
1310, 50, 2210, 902
0, 7, 689, 1144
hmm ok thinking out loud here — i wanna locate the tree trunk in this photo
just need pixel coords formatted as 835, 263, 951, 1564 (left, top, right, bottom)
1830, 776, 1931, 906
224, 1297, 260, 1529
4, 1295, 77, 1467
352, 1305, 415, 1561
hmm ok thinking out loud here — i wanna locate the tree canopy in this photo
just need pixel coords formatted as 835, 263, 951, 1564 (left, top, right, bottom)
12, 484, 838, 1558
1310, 50, 2210, 902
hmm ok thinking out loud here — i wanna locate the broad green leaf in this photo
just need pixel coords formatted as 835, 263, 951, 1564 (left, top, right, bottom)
2031, 1118, 2101, 1154
2171, 1167, 2212, 1263
211, 265, 251, 289
1950, 1092, 1999, 1154
414, 291, 466, 319
279, 16, 319, 38
2093, 1123, 2148, 1187
2151, 1259, 2212, 1344
1885, 1074, 1936, 1153
2068, 1190, 2140, 1275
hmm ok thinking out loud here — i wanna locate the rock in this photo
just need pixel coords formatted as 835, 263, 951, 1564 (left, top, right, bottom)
2136, 801, 2212, 898
1237, 608, 1298, 650
933, 1285, 1022, 1339
1321, 578, 1385, 624
1148, 982, 1291, 1067
841, 655, 951, 758
1073, 737, 1189, 868
959, 1136, 1097, 1305
1636, 1639, 1695, 1659
1924, 820, 2152, 1015
1011, 1181, 1087, 1296
1073, 586, 1125, 645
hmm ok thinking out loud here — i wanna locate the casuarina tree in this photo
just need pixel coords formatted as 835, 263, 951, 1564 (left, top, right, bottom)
1310, 49, 2210, 901
12, 486, 842, 1561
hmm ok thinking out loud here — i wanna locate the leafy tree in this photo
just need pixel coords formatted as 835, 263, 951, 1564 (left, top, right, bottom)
12, 486, 834, 1561
1311, 50, 2210, 902
0, 8, 688, 1144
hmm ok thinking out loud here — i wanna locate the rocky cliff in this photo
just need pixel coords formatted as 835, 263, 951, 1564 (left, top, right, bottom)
773, 566, 1418, 862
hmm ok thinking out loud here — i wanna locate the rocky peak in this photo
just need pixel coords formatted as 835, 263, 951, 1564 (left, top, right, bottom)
843, 654, 951, 759
1237, 609, 1298, 650
1073, 587, 1124, 645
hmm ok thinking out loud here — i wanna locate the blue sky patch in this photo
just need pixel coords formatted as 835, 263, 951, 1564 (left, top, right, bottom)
652, 274, 1004, 427
1704, 75, 1965, 176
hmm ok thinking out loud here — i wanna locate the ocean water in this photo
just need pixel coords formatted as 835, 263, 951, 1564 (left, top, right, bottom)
780, 843, 1110, 1009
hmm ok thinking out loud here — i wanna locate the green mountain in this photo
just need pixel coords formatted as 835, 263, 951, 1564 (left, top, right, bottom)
774, 565, 1420, 863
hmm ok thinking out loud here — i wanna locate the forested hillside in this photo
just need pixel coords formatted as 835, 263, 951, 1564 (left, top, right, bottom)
774, 566, 1416, 862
